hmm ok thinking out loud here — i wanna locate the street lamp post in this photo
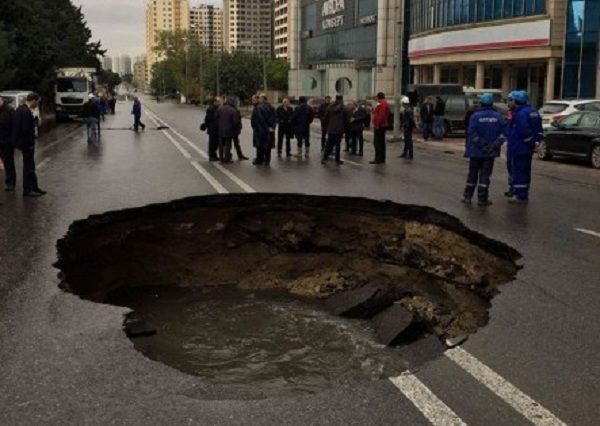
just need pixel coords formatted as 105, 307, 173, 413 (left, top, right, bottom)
393, 0, 405, 141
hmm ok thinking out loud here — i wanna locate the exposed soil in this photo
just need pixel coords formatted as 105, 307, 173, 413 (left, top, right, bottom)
55, 194, 521, 341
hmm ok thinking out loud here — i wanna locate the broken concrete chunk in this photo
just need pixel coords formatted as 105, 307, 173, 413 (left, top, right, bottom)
444, 335, 468, 348
371, 304, 414, 346
326, 284, 412, 318
398, 334, 447, 368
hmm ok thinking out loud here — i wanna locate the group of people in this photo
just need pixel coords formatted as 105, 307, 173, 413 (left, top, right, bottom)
420, 96, 448, 140
462, 90, 543, 205
0, 92, 46, 197
81, 92, 123, 142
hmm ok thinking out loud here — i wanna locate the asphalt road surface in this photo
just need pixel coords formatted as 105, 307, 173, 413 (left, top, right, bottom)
0, 99, 599, 425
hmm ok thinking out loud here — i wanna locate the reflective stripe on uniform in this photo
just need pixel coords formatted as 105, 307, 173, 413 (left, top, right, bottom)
513, 184, 529, 188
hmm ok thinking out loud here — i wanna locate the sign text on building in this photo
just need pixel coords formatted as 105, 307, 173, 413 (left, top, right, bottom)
321, 0, 345, 30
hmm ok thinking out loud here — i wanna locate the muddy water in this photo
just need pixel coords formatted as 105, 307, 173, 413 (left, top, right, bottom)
112, 286, 410, 396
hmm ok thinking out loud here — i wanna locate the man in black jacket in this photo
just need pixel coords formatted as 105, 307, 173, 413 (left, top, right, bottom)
348, 100, 366, 156
201, 97, 221, 161
318, 96, 331, 152
291, 96, 313, 158
420, 97, 435, 141
216, 97, 241, 164
276, 98, 294, 157
321, 96, 348, 165
13, 93, 45, 197
0, 96, 16, 191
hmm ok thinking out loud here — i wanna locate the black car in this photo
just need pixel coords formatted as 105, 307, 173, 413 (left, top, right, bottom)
539, 111, 600, 169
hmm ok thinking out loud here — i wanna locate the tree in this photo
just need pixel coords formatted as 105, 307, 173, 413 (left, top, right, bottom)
0, 24, 15, 88
97, 70, 122, 94
150, 61, 178, 97
203, 51, 263, 102
265, 58, 289, 91
0, 0, 103, 98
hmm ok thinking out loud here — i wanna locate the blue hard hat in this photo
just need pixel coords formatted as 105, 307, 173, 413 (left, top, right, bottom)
513, 90, 529, 104
479, 93, 494, 106
507, 91, 516, 101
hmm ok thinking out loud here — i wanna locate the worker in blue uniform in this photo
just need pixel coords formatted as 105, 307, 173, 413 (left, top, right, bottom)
507, 91, 544, 203
504, 91, 517, 197
462, 93, 508, 206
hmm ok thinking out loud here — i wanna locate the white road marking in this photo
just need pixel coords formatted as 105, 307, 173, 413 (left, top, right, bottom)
190, 161, 228, 194
147, 107, 567, 426
342, 158, 363, 167
39, 125, 83, 155
37, 158, 51, 170
389, 373, 466, 426
445, 347, 567, 426
574, 228, 600, 239
145, 111, 230, 194
145, 109, 257, 193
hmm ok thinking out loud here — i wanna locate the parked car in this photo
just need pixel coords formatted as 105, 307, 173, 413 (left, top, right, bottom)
539, 110, 600, 169
0, 90, 42, 135
539, 99, 600, 129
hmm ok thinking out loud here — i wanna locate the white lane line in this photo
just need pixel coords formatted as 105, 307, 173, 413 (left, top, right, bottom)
146, 109, 257, 193
390, 373, 467, 426
343, 158, 363, 167
39, 125, 83, 155
145, 112, 228, 194
445, 347, 567, 426
574, 228, 600, 239
37, 158, 51, 170
190, 161, 228, 194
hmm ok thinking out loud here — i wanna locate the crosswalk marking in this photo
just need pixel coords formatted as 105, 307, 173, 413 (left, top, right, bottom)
390, 373, 467, 426
445, 347, 567, 426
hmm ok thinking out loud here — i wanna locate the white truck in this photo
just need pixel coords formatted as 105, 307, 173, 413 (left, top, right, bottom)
54, 67, 96, 121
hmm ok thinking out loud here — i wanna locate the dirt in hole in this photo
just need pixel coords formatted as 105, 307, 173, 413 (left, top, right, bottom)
55, 194, 520, 391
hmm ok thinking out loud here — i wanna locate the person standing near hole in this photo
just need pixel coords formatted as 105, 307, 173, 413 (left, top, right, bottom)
132, 96, 146, 132
276, 98, 294, 157
0, 96, 16, 192
216, 97, 240, 164
318, 96, 332, 152
291, 96, 313, 159
461, 93, 508, 206
201, 97, 221, 161
13, 93, 46, 197
371, 92, 390, 164
321, 95, 348, 165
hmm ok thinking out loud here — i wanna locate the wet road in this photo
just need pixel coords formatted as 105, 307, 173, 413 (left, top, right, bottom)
0, 99, 599, 425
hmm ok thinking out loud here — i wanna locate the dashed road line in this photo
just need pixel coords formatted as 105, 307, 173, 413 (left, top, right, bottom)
445, 347, 567, 426
574, 228, 600, 239
390, 373, 466, 426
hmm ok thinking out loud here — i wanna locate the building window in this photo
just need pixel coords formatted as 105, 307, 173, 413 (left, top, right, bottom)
410, 0, 547, 33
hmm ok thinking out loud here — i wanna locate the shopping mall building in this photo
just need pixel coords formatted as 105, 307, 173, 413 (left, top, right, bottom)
408, 0, 600, 107
288, 0, 409, 100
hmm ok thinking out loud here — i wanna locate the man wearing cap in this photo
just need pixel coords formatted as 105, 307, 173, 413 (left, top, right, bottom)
398, 96, 416, 160
507, 90, 543, 203
462, 93, 508, 206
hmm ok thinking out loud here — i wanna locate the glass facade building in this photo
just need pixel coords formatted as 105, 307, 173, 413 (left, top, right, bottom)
410, 0, 546, 33
562, 0, 600, 98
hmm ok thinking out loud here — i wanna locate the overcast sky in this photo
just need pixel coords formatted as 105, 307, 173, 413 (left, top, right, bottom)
72, 0, 221, 58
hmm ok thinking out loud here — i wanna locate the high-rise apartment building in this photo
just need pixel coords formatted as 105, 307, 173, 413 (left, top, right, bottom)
102, 56, 113, 71
189, 4, 224, 54
223, 0, 273, 55
118, 54, 132, 76
133, 59, 148, 89
273, 0, 291, 60
146, 0, 190, 82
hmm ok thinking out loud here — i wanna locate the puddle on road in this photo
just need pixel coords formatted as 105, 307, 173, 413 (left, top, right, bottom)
55, 194, 521, 398
110, 286, 410, 396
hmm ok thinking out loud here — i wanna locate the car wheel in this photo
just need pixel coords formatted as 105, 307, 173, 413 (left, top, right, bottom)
591, 144, 600, 169
537, 141, 553, 160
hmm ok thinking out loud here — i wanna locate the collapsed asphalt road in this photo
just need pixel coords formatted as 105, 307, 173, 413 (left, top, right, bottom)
0, 100, 599, 425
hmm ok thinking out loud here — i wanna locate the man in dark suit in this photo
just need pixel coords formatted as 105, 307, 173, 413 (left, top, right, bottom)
216, 97, 241, 164
291, 96, 313, 158
321, 95, 348, 165
13, 93, 46, 197
276, 98, 294, 157
201, 97, 221, 161
0, 96, 16, 192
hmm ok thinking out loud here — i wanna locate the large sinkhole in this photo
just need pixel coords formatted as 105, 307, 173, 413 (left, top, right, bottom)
55, 194, 521, 397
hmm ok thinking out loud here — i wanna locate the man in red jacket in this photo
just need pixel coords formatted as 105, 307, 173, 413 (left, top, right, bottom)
371, 92, 389, 164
